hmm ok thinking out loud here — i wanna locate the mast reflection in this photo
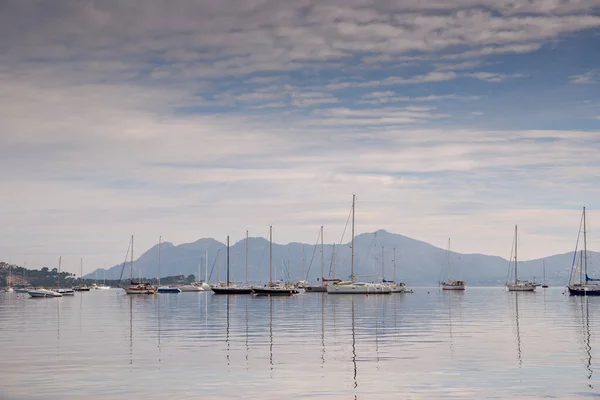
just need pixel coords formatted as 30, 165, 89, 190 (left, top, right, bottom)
513, 293, 522, 367
351, 297, 357, 389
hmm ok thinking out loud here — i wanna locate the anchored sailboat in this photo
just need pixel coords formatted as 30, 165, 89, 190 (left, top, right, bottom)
252, 226, 298, 296
123, 235, 157, 295
327, 195, 391, 294
440, 239, 465, 290
212, 235, 253, 294
506, 226, 536, 292
568, 207, 600, 296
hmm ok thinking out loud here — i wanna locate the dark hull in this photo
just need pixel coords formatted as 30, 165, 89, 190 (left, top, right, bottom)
306, 286, 327, 292
211, 287, 253, 295
73, 288, 90, 292
568, 287, 600, 296
252, 287, 298, 296
158, 288, 181, 293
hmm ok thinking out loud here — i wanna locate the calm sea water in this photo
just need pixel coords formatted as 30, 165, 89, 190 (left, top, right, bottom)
0, 287, 598, 399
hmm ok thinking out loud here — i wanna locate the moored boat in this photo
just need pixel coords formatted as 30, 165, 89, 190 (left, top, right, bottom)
252, 226, 299, 296
568, 207, 600, 296
28, 288, 62, 298
121, 235, 157, 295
506, 226, 536, 292
440, 239, 466, 291
211, 234, 253, 295
327, 195, 391, 295
158, 286, 182, 293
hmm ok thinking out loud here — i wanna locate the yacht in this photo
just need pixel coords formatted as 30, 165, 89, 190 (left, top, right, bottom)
252, 227, 298, 296
568, 207, 600, 296
212, 236, 253, 295
327, 195, 391, 295
506, 226, 536, 292
122, 235, 157, 295
28, 288, 62, 298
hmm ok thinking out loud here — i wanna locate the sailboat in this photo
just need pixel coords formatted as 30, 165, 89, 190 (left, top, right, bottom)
568, 207, 600, 296
157, 237, 181, 293
123, 235, 157, 295
55, 257, 74, 296
541, 260, 549, 288
74, 258, 90, 291
252, 226, 299, 296
440, 239, 465, 290
387, 247, 406, 293
506, 226, 536, 292
306, 226, 340, 292
212, 236, 253, 294
327, 195, 391, 294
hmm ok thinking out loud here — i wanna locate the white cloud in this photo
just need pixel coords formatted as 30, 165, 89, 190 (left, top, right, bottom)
570, 69, 600, 84
465, 72, 525, 82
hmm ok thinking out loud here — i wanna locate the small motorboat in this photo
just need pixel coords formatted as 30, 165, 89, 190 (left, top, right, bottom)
56, 288, 75, 296
28, 288, 63, 298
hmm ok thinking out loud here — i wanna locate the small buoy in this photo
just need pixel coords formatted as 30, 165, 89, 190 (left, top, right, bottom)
427, 291, 430, 294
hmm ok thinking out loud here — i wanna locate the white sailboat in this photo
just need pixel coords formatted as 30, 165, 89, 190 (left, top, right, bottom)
440, 239, 465, 290
28, 288, 62, 298
506, 226, 536, 292
388, 247, 406, 293
327, 195, 391, 295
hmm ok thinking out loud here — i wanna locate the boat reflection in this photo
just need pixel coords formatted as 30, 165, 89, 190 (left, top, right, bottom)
513, 292, 523, 367
571, 295, 594, 389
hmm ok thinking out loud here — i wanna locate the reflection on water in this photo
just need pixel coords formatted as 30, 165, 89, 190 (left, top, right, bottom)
2, 288, 600, 399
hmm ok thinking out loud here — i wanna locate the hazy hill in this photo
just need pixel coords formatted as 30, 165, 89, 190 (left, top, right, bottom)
86, 230, 598, 286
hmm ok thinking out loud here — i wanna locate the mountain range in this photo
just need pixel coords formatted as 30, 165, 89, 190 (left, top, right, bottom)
86, 230, 596, 286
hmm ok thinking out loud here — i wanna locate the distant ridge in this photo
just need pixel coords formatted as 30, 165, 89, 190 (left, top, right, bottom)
86, 229, 597, 286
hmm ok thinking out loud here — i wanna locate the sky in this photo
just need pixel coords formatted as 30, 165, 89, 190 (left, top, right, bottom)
1, 0, 599, 274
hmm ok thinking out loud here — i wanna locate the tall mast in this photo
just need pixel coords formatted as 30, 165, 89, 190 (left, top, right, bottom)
393, 247, 397, 283
57, 256, 61, 288
514, 226, 518, 285
205, 249, 208, 283
320, 226, 324, 282
80, 258, 83, 284
227, 235, 230, 286
351, 194, 355, 281
217, 249, 221, 283
302, 244, 306, 281
584, 207, 588, 281
447, 238, 451, 281
269, 226, 273, 284
131, 235, 134, 281
382, 246, 385, 281
158, 236, 161, 287
332, 243, 336, 278
246, 230, 249, 286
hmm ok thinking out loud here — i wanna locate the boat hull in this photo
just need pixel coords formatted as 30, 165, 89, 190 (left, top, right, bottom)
124, 286, 157, 294
568, 285, 600, 296
252, 287, 298, 296
28, 289, 62, 298
180, 285, 204, 292
158, 287, 181, 293
506, 284, 536, 292
212, 287, 253, 295
327, 282, 391, 294
73, 287, 90, 292
441, 284, 465, 290
306, 286, 327, 292
56, 288, 75, 296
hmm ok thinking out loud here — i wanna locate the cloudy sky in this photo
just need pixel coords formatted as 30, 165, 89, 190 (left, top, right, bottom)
1, 0, 599, 273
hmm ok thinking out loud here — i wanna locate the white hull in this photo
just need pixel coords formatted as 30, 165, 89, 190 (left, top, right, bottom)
506, 284, 536, 292
15, 288, 30, 293
28, 289, 62, 298
56, 288, 75, 296
4, 287, 14, 292
327, 282, 391, 294
124, 286, 157, 295
180, 285, 204, 292
390, 286, 405, 293
442, 284, 465, 290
